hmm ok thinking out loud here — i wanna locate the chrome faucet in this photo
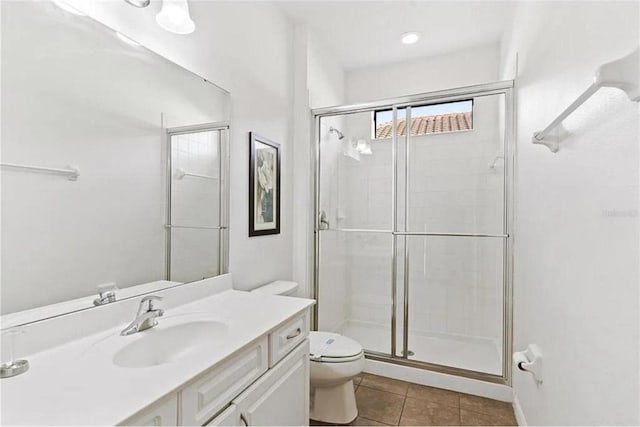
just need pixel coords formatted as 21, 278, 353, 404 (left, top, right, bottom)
93, 283, 117, 306
93, 289, 116, 306
121, 295, 164, 336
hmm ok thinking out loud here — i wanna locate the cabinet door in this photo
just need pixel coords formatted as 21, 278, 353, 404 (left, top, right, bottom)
204, 405, 238, 426
181, 337, 268, 426
233, 339, 309, 426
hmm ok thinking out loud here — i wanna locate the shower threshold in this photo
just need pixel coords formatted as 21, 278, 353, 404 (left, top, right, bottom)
339, 320, 502, 375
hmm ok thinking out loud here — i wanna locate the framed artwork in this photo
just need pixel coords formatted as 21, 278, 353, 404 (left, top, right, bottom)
249, 132, 280, 236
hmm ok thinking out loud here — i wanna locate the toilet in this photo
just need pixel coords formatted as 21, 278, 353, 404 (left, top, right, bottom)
251, 281, 365, 424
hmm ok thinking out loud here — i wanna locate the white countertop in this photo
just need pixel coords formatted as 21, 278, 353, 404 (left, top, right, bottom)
0, 290, 314, 426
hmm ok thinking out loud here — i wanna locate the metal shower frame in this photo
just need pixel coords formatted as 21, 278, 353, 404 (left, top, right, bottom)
311, 80, 515, 385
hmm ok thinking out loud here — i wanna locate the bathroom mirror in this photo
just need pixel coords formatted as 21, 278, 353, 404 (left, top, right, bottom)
0, 1, 230, 327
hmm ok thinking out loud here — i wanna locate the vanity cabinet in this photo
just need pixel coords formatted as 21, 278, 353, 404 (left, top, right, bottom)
205, 339, 309, 426
181, 337, 269, 426
120, 310, 310, 427
232, 339, 309, 426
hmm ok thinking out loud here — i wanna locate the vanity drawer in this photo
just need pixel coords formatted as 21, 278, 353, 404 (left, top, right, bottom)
268, 311, 309, 367
180, 337, 268, 426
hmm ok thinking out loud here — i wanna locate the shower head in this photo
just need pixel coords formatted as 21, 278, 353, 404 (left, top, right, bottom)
329, 126, 344, 140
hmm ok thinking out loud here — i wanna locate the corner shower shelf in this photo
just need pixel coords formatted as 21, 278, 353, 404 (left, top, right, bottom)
532, 47, 639, 153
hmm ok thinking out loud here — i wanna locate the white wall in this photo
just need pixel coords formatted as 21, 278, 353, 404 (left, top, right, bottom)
346, 43, 500, 103
291, 25, 346, 305
56, 0, 296, 291
501, 2, 639, 425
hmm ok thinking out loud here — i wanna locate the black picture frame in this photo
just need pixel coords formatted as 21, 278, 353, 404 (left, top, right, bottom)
249, 132, 281, 236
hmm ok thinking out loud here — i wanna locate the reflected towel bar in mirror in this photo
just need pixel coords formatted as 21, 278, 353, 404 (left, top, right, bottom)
174, 168, 218, 180
164, 225, 227, 230
0, 162, 79, 181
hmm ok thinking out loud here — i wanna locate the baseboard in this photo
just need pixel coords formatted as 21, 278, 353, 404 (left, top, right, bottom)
364, 359, 512, 402
512, 392, 527, 426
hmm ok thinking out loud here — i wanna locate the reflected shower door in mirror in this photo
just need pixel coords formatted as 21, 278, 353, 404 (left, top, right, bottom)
0, 1, 230, 326
168, 127, 229, 283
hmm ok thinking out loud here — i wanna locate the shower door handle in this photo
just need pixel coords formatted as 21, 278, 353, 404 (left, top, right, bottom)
319, 210, 330, 230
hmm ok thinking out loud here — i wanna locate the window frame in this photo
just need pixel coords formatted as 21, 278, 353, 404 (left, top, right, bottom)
373, 99, 474, 139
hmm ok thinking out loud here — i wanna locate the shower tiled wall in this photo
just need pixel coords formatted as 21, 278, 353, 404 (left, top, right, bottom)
330, 95, 504, 346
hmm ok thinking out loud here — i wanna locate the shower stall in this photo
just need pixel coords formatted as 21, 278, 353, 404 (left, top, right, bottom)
312, 81, 514, 383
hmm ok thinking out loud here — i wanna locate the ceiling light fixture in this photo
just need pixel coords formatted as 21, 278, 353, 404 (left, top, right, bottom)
156, 0, 195, 35
124, 0, 151, 7
401, 32, 420, 45
52, 0, 86, 16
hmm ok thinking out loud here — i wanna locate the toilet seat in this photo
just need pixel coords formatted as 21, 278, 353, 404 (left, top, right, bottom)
309, 331, 363, 363
310, 352, 364, 363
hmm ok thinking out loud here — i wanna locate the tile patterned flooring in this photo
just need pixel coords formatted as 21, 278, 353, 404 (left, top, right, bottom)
311, 374, 518, 426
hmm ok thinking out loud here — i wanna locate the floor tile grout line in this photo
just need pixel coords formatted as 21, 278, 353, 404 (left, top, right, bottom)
359, 375, 412, 397
357, 384, 408, 398
397, 394, 408, 426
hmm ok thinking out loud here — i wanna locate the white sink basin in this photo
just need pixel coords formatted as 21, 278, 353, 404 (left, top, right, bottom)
113, 320, 228, 368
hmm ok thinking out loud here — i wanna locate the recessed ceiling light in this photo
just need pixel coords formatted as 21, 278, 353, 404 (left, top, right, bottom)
124, 0, 151, 7
401, 32, 420, 45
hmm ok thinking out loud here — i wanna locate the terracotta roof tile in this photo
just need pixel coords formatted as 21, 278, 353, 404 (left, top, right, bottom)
375, 112, 472, 138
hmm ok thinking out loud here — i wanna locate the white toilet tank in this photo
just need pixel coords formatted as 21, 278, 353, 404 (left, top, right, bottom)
250, 280, 299, 296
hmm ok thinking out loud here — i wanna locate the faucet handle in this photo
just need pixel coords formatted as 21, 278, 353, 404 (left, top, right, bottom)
138, 295, 163, 314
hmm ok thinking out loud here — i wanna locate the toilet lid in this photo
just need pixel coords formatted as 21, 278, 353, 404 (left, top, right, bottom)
309, 331, 363, 359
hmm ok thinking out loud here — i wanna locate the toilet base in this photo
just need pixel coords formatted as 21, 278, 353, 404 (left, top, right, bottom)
310, 380, 358, 425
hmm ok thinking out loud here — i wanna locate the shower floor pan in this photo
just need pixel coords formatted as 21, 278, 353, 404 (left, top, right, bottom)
339, 320, 502, 375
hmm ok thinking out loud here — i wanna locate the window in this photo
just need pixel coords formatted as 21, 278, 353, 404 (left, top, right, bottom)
374, 100, 473, 139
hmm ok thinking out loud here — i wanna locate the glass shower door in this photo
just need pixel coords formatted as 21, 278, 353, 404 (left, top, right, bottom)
401, 93, 508, 375
316, 111, 395, 356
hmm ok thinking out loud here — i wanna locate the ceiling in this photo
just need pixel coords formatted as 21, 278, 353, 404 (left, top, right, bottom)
276, 1, 516, 70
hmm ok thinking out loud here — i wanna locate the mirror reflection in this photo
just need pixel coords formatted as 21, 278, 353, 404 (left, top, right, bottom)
1, 1, 230, 325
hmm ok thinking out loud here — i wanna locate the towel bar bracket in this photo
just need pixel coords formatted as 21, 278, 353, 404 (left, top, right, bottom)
532, 132, 559, 153
531, 47, 639, 153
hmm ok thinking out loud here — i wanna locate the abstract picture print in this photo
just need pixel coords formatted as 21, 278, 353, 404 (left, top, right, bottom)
249, 133, 280, 236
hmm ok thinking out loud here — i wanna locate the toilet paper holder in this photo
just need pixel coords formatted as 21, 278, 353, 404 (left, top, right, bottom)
513, 344, 543, 383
